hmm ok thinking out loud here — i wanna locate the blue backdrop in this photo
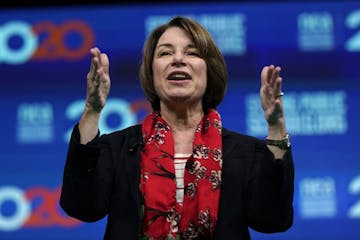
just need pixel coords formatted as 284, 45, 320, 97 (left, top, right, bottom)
0, 1, 359, 239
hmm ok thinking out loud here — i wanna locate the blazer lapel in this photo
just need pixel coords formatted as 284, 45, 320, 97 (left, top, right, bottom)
125, 125, 143, 212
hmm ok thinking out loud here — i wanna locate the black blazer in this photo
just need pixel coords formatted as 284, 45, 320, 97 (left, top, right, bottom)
60, 124, 294, 239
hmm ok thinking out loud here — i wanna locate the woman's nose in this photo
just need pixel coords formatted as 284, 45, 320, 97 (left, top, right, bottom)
171, 53, 185, 66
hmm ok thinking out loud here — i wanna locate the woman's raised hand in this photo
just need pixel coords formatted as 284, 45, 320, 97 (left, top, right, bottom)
260, 65, 285, 126
85, 47, 111, 113
78, 48, 111, 144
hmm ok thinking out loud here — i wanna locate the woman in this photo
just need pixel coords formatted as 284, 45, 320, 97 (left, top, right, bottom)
60, 16, 294, 239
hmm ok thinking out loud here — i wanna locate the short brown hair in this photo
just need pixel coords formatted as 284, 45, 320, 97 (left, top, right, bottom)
139, 16, 227, 112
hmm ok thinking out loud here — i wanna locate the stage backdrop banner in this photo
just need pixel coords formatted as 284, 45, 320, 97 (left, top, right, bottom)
0, 2, 359, 240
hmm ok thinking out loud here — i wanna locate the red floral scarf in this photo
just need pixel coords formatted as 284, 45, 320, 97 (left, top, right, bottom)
140, 109, 223, 239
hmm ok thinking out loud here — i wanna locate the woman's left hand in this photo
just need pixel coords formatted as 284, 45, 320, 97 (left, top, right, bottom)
260, 65, 288, 157
260, 65, 285, 126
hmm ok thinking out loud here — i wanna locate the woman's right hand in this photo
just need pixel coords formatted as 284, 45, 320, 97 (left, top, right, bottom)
85, 47, 111, 113
78, 47, 110, 144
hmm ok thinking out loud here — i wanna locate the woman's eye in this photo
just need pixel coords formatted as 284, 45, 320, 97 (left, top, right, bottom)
186, 51, 199, 56
159, 51, 171, 56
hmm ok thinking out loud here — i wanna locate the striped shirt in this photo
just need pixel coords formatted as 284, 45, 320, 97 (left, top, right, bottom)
174, 153, 191, 205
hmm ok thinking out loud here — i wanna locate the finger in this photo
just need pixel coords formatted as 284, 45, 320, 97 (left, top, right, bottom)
266, 65, 274, 84
274, 77, 283, 98
261, 65, 274, 86
89, 48, 100, 77
90, 47, 100, 57
89, 49, 95, 75
99, 53, 109, 74
94, 47, 102, 66
270, 66, 281, 88
95, 53, 109, 86
261, 66, 268, 86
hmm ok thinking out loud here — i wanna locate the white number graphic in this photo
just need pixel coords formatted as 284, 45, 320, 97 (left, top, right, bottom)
64, 98, 136, 142
0, 186, 31, 231
345, 10, 360, 51
348, 175, 360, 218
0, 21, 38, 64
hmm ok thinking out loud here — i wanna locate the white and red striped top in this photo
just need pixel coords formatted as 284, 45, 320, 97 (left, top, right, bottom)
174, 153, 191, 205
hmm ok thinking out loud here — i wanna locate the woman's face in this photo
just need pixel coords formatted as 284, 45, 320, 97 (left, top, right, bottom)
152, 27, 207, 108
